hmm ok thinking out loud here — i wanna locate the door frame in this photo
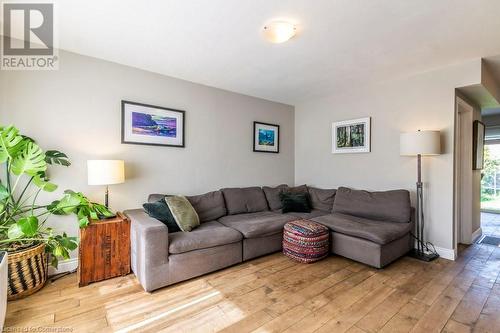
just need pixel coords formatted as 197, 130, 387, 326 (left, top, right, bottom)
453, 96, 478, 251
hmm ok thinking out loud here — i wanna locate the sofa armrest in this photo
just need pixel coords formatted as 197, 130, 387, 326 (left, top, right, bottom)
124, 209, 170, 291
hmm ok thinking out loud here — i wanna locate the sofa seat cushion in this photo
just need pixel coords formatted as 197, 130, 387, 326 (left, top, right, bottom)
218, 211, 296, 238
284, 209, 330, 219
312, 213, 413, 245
169, 221, 242, 254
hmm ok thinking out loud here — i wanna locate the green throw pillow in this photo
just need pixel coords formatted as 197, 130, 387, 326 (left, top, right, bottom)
143, 199, 181, 233
280, 192, 312, 213
165, 195, 200, 232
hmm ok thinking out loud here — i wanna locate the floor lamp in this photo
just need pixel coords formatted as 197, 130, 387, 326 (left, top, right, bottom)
400, 130, 441, 261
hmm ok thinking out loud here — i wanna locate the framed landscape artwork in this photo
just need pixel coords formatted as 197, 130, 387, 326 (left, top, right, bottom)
253, 121, 279, 153
473, 120, 485, 170
332, 117, 371, 154
121, 100, 185, 147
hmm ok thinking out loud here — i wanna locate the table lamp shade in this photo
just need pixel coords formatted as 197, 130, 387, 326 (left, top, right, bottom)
87, 160, 125, 185
400, 131, 441, 156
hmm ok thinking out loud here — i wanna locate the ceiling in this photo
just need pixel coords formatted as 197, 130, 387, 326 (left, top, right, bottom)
9, 0, 500, 104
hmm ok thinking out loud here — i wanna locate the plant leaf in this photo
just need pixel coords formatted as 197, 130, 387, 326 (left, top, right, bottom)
33, 174, 58, 192
79, 216, 90, 228
50, 191, 81, 214
7, 224, 24, 239
50, 256, 59, 269
18, 216, 39, 237
0, 125, 26, 163
53, 244, 69, 259
0, 183, 8, 201
11, 141, 47, 176
45, 150, 71, 166
60, 236, 78, 251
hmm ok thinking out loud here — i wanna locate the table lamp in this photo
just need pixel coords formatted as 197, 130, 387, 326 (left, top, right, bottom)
400, 130, 441, 261
87, 160, 125, 208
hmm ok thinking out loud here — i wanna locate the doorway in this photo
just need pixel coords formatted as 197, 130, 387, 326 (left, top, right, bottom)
480, 143, 500, 239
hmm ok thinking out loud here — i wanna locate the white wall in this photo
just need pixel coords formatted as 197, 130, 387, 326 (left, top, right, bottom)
0, 51, 295, 241
295, 60, 482, 252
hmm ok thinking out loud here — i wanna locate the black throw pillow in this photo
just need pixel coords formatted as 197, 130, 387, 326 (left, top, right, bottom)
143, 199, 181, 233
280, 192, 311, 213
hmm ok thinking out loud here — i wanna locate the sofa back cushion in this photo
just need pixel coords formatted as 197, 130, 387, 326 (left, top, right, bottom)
332, 187, 410, 223
262, 184, 289, 210
308, 187, 336, 212
186, 191, 227, 222
221, 187, 269, 215
148, 193, 165, 203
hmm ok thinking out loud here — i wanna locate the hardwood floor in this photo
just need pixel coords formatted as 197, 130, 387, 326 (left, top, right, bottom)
5, 243, 500, 333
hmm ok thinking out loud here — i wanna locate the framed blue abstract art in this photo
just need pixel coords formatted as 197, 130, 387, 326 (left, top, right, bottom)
253, 121, 279, 153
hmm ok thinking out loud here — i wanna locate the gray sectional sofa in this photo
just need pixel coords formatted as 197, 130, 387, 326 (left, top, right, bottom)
124, 185, 413, 292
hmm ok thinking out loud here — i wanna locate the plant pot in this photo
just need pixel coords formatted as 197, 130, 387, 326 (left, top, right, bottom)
7, 243, 48, 301
0, 251, 7, 330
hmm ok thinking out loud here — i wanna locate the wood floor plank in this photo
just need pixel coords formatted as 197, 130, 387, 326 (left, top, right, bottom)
409, 268, 478, 332
472, 288, 500, 333
442, 319, 472, 333
451, 284, 491, 326
315, 285, 395, 333
283, 272, 391, 333
379, 300, 430, 333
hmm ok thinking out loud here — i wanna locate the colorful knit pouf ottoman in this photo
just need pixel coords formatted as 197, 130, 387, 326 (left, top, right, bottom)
283, 219, 329, 263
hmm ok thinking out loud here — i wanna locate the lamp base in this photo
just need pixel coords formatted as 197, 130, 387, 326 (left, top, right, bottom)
409, 249, 439, 262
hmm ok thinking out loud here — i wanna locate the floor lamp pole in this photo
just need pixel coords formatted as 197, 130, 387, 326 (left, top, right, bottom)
417, 154, 423, 253
411, 154, 439, 261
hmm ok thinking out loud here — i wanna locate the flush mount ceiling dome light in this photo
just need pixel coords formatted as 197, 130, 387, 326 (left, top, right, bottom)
263, 21, 296, 43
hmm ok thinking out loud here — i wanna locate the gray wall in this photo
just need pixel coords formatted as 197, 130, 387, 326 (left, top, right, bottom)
295, 59, 481, 252
0, 51, 295, 240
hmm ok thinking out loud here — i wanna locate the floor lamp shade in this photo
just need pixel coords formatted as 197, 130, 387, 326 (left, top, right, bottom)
400, 131, 440, 156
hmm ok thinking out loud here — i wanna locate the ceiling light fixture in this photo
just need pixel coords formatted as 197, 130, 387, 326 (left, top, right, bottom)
262, 21, 296, 43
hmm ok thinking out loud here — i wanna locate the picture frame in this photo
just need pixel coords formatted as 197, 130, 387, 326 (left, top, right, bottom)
332, 117, 371, 154
253, 121, 279, 153
121, 100, 185, 148
473, 120, 485, 170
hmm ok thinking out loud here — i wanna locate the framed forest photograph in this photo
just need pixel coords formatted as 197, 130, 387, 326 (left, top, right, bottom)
332, 117, 371, 154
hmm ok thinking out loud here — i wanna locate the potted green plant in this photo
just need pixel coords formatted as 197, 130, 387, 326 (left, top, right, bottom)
0, 125, 113, 300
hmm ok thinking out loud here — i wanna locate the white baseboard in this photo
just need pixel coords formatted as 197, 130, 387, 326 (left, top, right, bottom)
48, 257, 78, 276
471, 227, 483, 243
434, 246, 456, 261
